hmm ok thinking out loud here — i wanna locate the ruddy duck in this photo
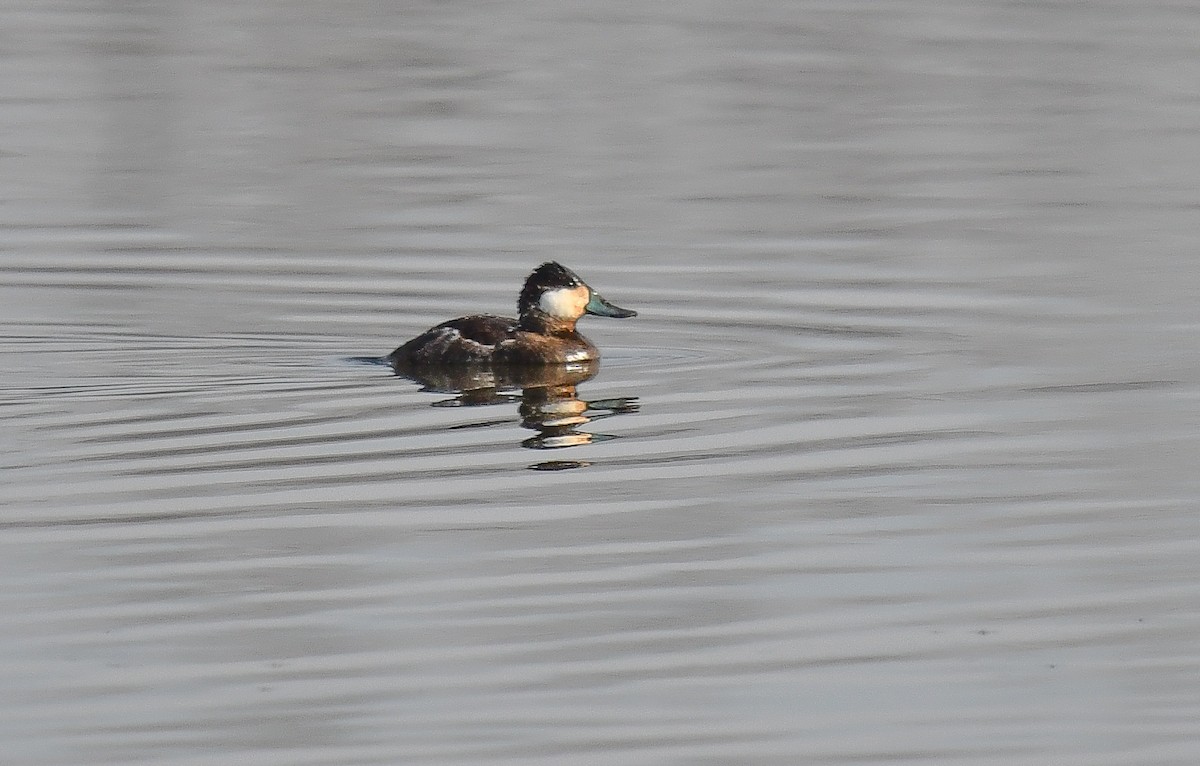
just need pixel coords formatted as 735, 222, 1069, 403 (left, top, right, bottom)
388, 262, 636, 368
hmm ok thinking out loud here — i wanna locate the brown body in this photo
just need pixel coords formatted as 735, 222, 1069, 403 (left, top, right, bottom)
387, 262, 635, 370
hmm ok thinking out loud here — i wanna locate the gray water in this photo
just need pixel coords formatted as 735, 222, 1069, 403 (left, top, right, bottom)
3, 2, 1200, 764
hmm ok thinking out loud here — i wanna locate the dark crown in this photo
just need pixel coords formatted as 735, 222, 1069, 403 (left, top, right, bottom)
518, 261, 583, 314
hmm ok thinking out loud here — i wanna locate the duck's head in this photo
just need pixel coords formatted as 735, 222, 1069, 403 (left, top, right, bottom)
518, 262, 637, 324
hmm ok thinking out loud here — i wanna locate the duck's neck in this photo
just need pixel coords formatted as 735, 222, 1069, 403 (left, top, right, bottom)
516, 310, 578, 335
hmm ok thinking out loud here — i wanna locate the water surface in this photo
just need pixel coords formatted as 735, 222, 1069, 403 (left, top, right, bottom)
3, 2, 1200, 764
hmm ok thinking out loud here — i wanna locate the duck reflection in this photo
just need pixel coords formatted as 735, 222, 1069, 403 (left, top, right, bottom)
392, 359, 638, 453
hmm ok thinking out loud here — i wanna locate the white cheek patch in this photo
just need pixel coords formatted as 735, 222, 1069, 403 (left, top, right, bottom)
538, 286, 588, 319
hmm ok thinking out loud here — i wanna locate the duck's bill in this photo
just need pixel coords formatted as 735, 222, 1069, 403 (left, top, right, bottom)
585, 291, 637, 318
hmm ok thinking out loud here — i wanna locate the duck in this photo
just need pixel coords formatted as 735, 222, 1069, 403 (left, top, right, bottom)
388, 262, 636, 369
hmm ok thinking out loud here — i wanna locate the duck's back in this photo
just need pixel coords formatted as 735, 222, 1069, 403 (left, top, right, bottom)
388, 315, 515, 367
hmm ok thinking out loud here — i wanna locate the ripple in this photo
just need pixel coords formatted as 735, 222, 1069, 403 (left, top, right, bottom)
4, 2, 1200, 762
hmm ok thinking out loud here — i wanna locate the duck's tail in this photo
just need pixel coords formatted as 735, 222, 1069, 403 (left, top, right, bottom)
345, 355, 391, 366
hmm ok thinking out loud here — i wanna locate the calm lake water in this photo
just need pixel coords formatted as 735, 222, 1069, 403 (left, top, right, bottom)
3, 2, 1200, 764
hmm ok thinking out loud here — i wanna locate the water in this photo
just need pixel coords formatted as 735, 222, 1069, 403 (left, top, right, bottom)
3, 2, 1200, 764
